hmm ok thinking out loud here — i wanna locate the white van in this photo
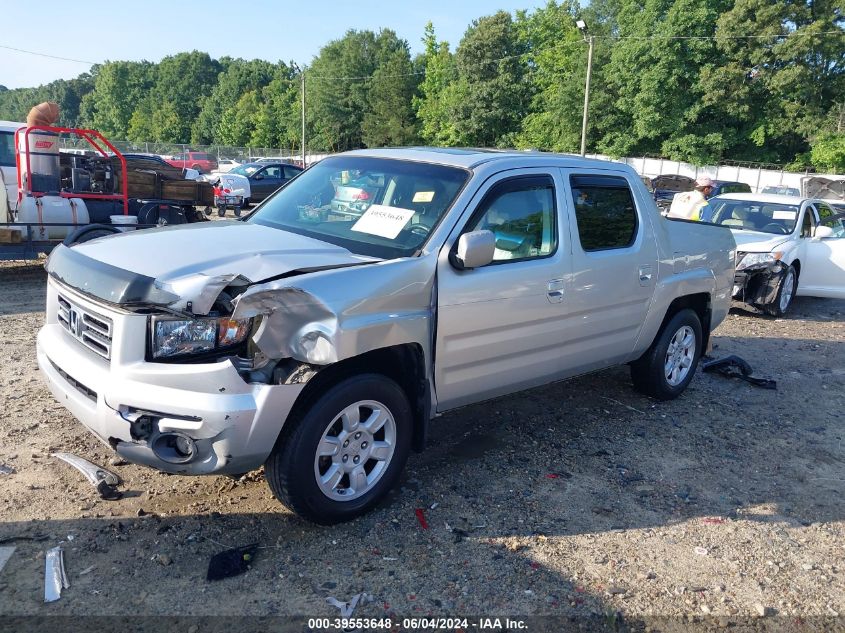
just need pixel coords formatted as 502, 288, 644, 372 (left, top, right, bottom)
0, 121, 25, 215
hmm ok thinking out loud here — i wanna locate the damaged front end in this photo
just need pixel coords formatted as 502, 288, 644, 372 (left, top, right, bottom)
731, 252, 788, 308
39, 242, 434, 476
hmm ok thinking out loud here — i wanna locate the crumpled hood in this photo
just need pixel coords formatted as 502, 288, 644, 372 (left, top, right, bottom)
730, 229, 791, 253
802, 176, 845, 202
47, 221, 379, 314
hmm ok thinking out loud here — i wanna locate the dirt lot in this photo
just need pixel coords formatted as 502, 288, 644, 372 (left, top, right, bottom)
0, 257, 843, 630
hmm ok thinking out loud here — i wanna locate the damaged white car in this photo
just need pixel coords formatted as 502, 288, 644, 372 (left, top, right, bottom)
706, 193, 845, 315
37, 148, 735, 524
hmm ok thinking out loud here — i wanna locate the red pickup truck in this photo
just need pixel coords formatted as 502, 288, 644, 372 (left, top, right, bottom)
164, 151, 218, 173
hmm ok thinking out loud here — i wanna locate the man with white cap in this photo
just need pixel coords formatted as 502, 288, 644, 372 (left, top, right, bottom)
667, 176, 714, 221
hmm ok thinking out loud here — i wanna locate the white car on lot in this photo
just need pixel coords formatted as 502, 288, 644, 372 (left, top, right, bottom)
213, 158, 241, 174
706, 193, 845, 315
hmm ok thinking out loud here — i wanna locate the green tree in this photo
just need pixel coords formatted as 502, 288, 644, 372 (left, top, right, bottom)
514, 1, 586, 152
217, 91, 262, 146
700, 0, 845, 163
307, 29, 415, 151
811, 132, 845, 172
192, 59, 278, 144
450, 11, 528, 147
362, 46, 419, 146
413, 23, 459, 145
596, 0, 731, 163
82, 61, 155, 137
147, 51, 221, 142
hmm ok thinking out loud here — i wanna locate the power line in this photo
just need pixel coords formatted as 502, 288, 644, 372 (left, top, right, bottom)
0, 44, 96, 65
595, 30, 844, 41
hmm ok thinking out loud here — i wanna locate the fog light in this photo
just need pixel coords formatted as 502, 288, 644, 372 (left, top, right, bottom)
151, 432, 197, 464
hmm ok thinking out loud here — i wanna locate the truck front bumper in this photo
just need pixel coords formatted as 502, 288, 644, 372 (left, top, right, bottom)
37, 323, 303, 475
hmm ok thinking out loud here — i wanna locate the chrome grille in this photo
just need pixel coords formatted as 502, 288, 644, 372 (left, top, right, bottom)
57, 294, 113, 360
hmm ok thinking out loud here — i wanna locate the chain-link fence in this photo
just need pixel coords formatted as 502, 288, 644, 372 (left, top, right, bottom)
56, 138, 326, 166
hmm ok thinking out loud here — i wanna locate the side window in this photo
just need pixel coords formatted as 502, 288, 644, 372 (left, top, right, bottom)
283, 166, 301, 179
570, 175, 638, 251
817, 203, 834, 221
263, 166, 281, 179
467, 176, 557, 262
0, 132, 14, 167
801, 206, 816, 237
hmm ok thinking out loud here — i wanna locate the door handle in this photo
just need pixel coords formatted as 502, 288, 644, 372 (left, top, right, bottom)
638, 265, 654, 286
547, 278, 565, 303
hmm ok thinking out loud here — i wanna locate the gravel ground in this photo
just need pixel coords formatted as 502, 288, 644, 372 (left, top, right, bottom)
0, 256, 843, 631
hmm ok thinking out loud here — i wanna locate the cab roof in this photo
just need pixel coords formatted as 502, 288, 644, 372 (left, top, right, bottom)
344, 147, 623, 170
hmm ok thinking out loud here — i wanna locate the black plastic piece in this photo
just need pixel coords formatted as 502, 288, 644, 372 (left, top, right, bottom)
206, 544, 258, 581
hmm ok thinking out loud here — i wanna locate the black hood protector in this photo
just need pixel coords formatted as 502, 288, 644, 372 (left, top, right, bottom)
46, 244, 179, 308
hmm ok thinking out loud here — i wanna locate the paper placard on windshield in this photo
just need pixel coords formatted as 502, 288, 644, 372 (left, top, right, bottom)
412, 191, 435, 203
351, 205, 415, 239
772, 210, 797, 220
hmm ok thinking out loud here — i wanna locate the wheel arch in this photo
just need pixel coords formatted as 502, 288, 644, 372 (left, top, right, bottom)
279, 343, 430, 454
652, 292, 712, 356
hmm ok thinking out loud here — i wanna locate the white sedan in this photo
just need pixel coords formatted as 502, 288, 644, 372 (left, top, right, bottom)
706, 193, 845, 315
213, 158, 241, 174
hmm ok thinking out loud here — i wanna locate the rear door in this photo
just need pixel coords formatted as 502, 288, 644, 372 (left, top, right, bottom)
797, 202, 845, 299
558, 168, 659, 374
434, 169, 572, 410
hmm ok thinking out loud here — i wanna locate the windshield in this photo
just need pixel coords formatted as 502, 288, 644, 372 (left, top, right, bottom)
246, 156, 468, 258
710, 199, 801, 235
230, 164, 261, 176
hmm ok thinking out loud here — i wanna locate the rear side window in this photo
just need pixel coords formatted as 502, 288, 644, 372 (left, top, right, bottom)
570, 175, 638, 251
0, 132, 15, 167
283, 166, 301, 179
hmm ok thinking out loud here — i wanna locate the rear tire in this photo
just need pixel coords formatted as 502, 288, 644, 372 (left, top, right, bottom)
631, 308, 702, 400
265, 374, 412, 525
764, 265, 796, 317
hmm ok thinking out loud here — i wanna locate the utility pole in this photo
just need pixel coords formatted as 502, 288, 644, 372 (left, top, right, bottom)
577, 20, 593, 157
301, 70, 306, 168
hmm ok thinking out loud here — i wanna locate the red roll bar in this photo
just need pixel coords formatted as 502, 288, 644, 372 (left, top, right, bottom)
15, 125, 129, 214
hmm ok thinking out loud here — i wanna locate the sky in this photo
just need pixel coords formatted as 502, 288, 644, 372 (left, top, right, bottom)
0, 0, 549, 89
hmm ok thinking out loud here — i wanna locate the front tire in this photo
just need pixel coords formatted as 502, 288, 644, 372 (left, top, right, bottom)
631, 308, 702, 400
265, 374, 412, 525
764, 265, 796, 317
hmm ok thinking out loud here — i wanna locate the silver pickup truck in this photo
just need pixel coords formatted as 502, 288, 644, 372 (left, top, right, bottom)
37, 148, 735, 524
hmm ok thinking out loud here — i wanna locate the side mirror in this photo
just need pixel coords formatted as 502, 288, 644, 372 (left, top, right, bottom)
452, 230, 495, 270
814, 225, 834, 238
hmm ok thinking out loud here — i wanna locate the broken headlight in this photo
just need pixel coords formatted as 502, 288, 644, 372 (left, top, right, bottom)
151, 316, 252, 359
736, 252, 782, 270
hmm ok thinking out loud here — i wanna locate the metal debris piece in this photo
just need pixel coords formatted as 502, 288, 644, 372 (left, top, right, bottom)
0, 464, 14, 475
702, 355, 777, 390
0, 546, 15, 575
78, 565, 95, 576
44, 546, 69, 602
51, 452, 123, 499
326, 592, 372, 618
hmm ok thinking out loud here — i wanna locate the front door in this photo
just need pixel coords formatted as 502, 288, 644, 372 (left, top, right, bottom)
434, 169, 572, 410
798, 203, 845, 299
